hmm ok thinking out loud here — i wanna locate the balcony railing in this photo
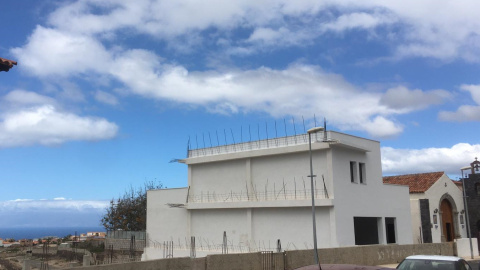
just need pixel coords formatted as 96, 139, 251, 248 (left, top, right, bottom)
187, 188, 328, 203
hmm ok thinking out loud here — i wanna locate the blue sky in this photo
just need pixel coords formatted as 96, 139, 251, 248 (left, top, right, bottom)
1, 0, 480, 228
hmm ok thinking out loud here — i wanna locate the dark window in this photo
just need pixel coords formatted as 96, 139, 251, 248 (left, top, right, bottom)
350, 161, 357, 183
354, 217, 379, 245
476, 183, 480, 196
359, 162, 366, 184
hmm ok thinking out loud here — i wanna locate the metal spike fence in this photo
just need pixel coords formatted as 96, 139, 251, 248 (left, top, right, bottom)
188, 132, 330, 158
147, 236, 312, 254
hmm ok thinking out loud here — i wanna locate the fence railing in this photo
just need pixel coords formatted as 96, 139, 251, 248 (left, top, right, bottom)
147, 239, 301, 254
106, 231, 146, 240
187, 188, 327, 203
188, 132, 330, 158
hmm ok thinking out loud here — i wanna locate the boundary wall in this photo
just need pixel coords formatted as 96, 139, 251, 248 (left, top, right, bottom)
65, 242, 455, 270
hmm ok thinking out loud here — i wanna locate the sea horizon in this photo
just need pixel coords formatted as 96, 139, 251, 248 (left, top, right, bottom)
0, 226, 105, 240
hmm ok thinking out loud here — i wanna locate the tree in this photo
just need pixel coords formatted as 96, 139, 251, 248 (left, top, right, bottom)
101, 181, 164, 231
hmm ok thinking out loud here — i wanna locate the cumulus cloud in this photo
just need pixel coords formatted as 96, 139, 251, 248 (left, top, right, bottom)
321, 12, 395, 32
13, 27, 447, 138
0, 91, 118, 148
11, 0, 476, 138
381, 143, 480, 175
11, 26, 111, 77
29, 0, 480, 62
109, 57, 406, 137
439, 84, 480, 121
380, 86, 451, 113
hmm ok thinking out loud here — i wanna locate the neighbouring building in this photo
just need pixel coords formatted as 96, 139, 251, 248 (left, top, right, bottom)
462, 158, 480, 252
383, 172, 467, 244
144, 129, 413, 260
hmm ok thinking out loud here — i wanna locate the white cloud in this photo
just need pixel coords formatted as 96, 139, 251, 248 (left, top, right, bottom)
0, 91, 118, 148
381, 143, 480, 175
94, 90, 119, 106
380, 86, 451, 113
4, 90, 57, 107
109, 58, 406, 137
11, 26, 111, 77
439, 84, 480, 121
0, 199, 109, 228
321, 12, 395, 32
12, 1, 479, 139
31, 0, 480, 62
0, 199, 109, 211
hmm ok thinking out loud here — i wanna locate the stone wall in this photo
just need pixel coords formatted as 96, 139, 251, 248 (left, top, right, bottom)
104, 238, 145, 252
65, 242, 455, 270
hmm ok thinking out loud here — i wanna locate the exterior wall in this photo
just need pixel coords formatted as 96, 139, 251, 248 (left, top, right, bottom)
410, 199, 422, 243
145, 131, 413, 260
404, 175, 466, 245
146, 187, 189, 260
329, 140, 412, 247
424, 174, 466, 242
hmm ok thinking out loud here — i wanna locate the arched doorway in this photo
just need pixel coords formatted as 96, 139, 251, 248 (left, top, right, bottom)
440, 199, 454, 242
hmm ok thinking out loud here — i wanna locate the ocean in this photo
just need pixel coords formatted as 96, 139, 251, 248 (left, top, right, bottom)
0, 227, 105, 240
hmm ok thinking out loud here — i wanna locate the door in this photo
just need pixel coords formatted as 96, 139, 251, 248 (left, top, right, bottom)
440, 199, 454, 242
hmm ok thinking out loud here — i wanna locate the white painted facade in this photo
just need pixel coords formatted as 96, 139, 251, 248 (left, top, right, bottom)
144, 131, 412, 260
409, 174, 467, 244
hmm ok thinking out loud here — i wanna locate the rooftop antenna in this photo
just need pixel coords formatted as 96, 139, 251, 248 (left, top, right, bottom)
293, 117, 297, 144
302, 116, 307, 142
274, 121, 278, 146
240, 126, 244, 151
230, 128, 236, 151
323, 118, 327, 142
283, 118, 288, 145
223, 129, 227, 145
265, 122, 269, 148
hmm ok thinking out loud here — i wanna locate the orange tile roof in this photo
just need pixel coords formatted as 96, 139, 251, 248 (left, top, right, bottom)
383, 171, 445, 193
453, 180, 463, 188
0, 57, 17, 72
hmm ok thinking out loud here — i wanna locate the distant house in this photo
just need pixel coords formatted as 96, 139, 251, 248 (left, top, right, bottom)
144, 129, 413, 259
383, 172, 467, 243
19, 239, 33, 247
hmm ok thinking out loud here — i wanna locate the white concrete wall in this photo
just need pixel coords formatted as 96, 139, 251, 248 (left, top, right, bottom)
145, 188, 189, 260
145, 131, 413, 260
329, 136, 412, 247
425, 174, 467, 242
410, 199, 422, 244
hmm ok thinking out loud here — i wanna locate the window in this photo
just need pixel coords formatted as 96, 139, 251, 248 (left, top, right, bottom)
350, 161, 357, 183
359, 162, 366, 184
476, 183, 480, 196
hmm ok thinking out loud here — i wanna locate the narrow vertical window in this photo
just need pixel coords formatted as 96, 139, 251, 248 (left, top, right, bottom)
359, 163, 366, 184
350, 161, 357, 183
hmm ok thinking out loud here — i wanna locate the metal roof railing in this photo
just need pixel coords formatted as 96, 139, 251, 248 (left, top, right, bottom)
188, 132, 329, 158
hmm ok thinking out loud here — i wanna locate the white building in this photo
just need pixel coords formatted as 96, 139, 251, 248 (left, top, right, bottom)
144, 130, 412, 260
383, 172, 468, 244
